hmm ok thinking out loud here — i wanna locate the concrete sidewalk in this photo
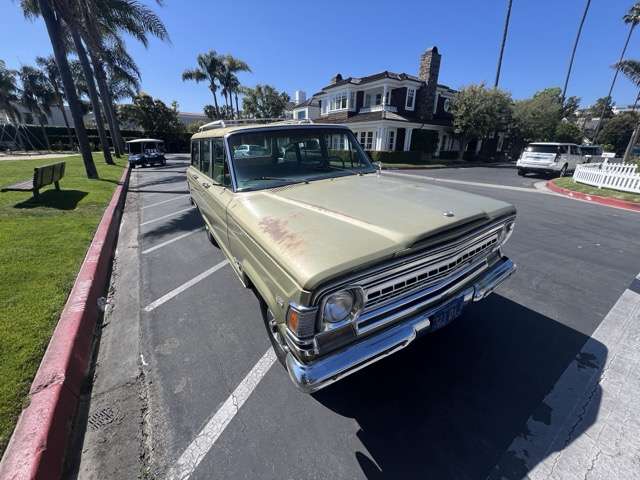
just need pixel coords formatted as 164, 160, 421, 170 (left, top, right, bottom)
490, 274, 640, 480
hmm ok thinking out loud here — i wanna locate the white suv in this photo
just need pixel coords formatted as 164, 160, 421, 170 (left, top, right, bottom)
516, 142, 583, 177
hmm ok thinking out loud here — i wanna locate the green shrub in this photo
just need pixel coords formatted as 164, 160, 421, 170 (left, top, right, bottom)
367, 151, 430, 164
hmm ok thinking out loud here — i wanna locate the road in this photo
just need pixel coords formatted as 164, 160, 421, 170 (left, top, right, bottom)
76, 156, 640, 479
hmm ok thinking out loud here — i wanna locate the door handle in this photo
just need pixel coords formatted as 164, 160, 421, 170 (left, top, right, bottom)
191, 174, 199, 180
202, 183, 211, 188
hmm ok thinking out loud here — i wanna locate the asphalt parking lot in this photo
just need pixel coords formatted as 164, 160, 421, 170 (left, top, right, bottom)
75, 156, 640, 479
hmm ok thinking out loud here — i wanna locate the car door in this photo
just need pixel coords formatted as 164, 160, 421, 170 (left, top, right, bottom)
201, 138, 233, 249
569, 145, 581, 170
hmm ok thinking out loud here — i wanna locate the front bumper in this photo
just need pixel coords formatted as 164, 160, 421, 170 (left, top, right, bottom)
285, 256, 516, 393
517, 162, 561, 173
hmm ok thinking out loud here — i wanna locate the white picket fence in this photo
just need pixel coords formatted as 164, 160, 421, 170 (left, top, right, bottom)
572, 161, 640, 194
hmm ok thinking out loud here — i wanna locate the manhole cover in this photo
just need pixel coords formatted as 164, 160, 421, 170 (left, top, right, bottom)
88, 407, 116, 431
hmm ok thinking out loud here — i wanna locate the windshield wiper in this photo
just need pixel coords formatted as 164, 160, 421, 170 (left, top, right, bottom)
246, 176, 291, 182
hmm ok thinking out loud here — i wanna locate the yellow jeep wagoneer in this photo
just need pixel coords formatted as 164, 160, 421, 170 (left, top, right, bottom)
188, 120, 516, 392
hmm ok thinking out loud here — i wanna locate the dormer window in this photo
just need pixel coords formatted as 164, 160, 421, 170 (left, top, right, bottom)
406, 87, 416, 110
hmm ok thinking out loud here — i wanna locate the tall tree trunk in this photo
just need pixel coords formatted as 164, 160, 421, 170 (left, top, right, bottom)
494, 0, 513, 88
38, 118, 51, 150
71, 29, 114, 164
56, 95, 74, 150
593, 24, 636, 142
458, 136, 467, 160
37, 0, 97, 178
623, 122, 640, 162
90, 54, 125, 157
562, 0, 591, 102
211, 87, 220, 118
235, 92, 240, 118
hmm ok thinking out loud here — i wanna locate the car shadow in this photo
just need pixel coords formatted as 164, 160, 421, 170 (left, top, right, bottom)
133, 174, 186, 189
312, 294, 604, 480
14, 189, 88, 210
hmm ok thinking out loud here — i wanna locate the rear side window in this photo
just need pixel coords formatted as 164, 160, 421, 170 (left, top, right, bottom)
191, 141, 200, 169
212, 139, 231, 187
199, 139, 211, 176
570, 145, 579, 155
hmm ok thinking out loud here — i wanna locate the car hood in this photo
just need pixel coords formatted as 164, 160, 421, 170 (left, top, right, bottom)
229, 173, 515, 290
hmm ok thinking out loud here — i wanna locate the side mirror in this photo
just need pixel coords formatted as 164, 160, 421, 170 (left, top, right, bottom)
376, 161, 383, 175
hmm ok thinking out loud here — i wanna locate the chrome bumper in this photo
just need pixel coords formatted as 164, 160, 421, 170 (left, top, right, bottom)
285, 256, 516, 393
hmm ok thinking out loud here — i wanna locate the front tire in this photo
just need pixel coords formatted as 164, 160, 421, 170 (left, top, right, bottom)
559, 164, 568, 177
260, 298, 288, 366
517, 168, 526, 176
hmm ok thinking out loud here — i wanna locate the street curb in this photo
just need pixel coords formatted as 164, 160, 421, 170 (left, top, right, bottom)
546, 179, 640, 213
0, 166, 131, 480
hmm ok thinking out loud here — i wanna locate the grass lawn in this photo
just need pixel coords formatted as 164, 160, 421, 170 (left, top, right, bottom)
0, 153, 125, 455
553, 177, 640, 204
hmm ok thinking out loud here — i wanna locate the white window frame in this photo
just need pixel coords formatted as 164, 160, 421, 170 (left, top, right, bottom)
406, 87, 416, 110
329, 91, 348, 112
387, 129, 396, 151
358, 130, 374, 150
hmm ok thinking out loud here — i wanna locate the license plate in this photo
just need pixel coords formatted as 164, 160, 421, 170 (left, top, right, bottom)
430, 298, 464, 332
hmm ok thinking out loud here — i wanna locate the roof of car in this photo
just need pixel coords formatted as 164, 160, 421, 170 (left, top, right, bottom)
529, 142, 578, 146
126, 138, 164, 144
190, 121, 351, 140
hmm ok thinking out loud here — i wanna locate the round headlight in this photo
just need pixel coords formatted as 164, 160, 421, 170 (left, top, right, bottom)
323, 291, 354, 323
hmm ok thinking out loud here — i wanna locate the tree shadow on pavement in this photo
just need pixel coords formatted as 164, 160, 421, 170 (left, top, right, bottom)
141, 207, 203, 240
313, 294, 604, 480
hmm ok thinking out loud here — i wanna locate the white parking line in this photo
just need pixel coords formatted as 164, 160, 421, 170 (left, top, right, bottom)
143, 260, 229, 312
141, 194, 190, 210
168, 348, 277, 480
141, 227, 205, 255
140, 206, 195, 227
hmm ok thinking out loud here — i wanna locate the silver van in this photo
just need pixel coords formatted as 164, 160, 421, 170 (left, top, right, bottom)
516, 142, 583, 177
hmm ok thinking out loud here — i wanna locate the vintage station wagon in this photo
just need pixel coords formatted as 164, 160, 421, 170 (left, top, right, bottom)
188, 120, 516, 393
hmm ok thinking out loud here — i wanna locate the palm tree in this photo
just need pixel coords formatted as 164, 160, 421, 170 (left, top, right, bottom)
69, 26, 114, 164
223, 55, 251, 118
182, 51, 224, 118
36, 55, 74, 149
78, 0, 170, 156
0, 60, 27, 149
562, 0, 591, 102
22, 0, 97, 178
19, 65, 55, 151
593, 2, 640, 142
494, 0, 513, 88
614, 59, 640, 161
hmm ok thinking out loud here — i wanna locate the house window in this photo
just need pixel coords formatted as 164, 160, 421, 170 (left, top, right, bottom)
406, 88, 416, 110
296, 110, 306, 119
349, 92, 355, 110
330, 92, 348, 111
364, 94, 371, 108
443, 98, 451, 113
388, 130, 396, 151
359, 131, 374, 150
375, 93, 382, 106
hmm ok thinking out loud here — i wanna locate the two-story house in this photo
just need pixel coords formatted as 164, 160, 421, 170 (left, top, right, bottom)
304, 47, 461, 156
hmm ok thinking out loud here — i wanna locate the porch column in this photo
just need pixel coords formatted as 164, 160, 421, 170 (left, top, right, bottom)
404, 127, 413, 151
435, 130, 443, 157
382, 84, 388, 109
376, 127, 386, 151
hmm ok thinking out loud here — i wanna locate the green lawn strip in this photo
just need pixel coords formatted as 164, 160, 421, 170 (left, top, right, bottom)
0, 154, 124, 455
553, 177, 640, 204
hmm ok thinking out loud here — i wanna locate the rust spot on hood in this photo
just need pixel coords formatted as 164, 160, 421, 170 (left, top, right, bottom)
259, 216, 304, 253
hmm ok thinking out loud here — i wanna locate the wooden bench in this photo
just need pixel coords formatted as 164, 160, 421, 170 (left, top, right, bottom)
1, 162, 66, 199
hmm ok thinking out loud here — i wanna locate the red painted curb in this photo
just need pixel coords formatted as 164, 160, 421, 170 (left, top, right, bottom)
0, 166, 131, 480
547, 180, 640, 213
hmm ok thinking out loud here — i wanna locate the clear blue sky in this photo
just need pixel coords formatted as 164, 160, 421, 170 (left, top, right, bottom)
1, 0, 639, 113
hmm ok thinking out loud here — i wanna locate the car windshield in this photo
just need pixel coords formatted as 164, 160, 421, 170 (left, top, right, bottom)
228, 128, 376, 191
581, 146, 601, 155
525, 144, 564, 154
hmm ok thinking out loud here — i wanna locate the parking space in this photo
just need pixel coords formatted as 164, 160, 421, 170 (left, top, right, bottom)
132, 158, 640, 479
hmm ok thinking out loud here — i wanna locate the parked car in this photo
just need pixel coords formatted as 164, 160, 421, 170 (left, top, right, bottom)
126, 138, 166, 168
188, 120, 517, 393
579, 145, 604, 163
516, 142, 583, 177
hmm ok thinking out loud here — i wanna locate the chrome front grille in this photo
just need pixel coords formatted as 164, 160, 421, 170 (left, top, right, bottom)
352, 223, 506, 334
363, 233, 499, 310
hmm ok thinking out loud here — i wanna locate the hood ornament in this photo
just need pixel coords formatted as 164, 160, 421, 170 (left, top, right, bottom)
443, 211, 455, 218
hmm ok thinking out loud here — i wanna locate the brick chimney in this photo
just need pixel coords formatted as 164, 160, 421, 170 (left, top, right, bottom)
416, 46, 441, 121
